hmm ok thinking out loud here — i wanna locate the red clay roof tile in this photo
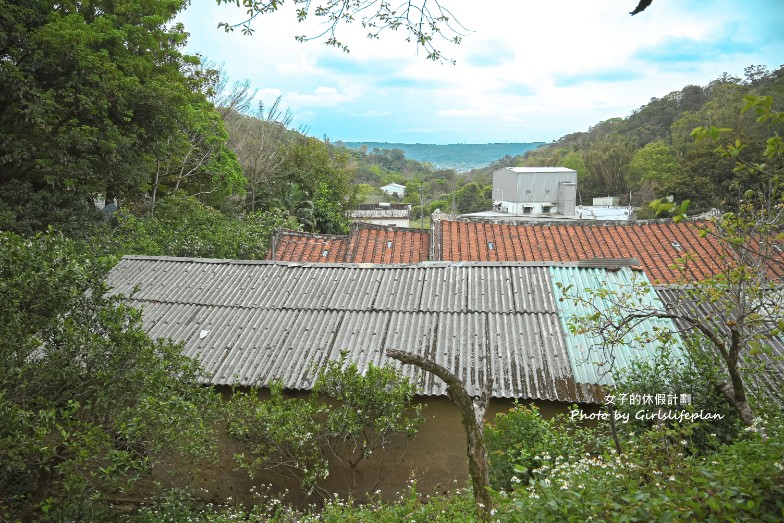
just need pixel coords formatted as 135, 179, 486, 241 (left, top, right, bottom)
435, 219, 783, 284
267, 223, 429, 264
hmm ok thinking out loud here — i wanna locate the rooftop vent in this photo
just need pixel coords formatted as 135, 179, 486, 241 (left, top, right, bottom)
387, 241, 393, 248
488, 242, 495, 250
322, 250, 329, 257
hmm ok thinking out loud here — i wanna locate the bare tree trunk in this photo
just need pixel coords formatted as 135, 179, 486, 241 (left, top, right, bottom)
151, 160, 161, 216
386, 349, 493, 521
720, 331, 758, 427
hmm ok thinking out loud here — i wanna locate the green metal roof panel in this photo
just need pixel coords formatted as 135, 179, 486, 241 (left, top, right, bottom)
550, 266, 684, 385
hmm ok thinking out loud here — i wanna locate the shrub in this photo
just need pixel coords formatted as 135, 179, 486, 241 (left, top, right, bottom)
496, 419, 784, 522
484, 403, 593, 490
613, 340, 742, 452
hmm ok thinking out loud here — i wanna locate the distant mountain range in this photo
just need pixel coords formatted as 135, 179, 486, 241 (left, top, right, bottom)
340, 141, 546, 171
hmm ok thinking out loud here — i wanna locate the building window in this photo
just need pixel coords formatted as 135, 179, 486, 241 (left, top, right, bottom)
544, 189, 550, 195
542, 206, 552, 214
525, 189, 532, 195
523, 206, 533, 214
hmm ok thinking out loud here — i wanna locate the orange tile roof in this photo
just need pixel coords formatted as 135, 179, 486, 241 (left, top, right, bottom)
266, 230, 349, 263
267, 218, 783, 282
267, 223, 430, 264
347, 224, 430, 264
434, 219, 784, 284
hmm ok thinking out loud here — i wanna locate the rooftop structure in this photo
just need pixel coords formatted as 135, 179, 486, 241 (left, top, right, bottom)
107, 257, 688, 404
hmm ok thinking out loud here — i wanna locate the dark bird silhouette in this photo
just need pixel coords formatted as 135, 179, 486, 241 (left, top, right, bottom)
630, 0, 653, 15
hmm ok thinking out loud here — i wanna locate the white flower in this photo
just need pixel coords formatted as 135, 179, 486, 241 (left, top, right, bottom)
511, 476, 521, 484
680, 440, 688, 446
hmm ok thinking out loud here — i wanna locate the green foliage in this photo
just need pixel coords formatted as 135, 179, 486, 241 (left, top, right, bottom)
127, 481, 477, 522
613, 341, 742, 451
102, 195, 296, 260
485, 404, 592, 490
127, 422, 784, 521
456, 182, 492, 214
0, 232, 219, 520
0, 0, 192, 197
0, 179, 104, 238
522, 66, 784, 209
627, 140, 679, 194
267, 137, 354, 233
226, 353, 424, 498
495, 420, 784, 522
227, 383, 330, 494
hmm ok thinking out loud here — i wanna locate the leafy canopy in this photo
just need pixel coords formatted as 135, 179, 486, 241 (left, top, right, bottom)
0, 232, 220, 520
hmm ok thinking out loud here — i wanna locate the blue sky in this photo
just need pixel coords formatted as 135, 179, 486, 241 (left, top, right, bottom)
179, 0, 784, 144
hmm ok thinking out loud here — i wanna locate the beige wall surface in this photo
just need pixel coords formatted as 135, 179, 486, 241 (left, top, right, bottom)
177, 391, 579, 508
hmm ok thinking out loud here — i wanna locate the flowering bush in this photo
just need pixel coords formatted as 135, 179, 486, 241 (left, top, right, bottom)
496, 418, 784, 522
484, 403, 593, 490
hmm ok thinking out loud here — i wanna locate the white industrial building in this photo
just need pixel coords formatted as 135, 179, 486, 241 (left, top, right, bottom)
491, 167, 577, 216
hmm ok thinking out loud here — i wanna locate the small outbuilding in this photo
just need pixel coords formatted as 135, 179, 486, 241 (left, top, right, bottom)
380, 183, 407, 197
107, 257, 684, 501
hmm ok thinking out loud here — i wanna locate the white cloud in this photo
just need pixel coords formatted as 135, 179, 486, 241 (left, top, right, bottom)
179, 0, 784, 143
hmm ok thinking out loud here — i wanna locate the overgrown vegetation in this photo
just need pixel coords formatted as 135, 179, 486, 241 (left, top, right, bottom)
226, 354, 424, 501
2, 1, 783, 520
0, 232, 221, 521
485, 404, 592, 490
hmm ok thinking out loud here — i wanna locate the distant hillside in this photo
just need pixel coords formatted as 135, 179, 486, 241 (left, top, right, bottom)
340, 142, 545, 171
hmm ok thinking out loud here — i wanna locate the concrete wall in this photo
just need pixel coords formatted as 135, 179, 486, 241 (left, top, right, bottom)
354, 217, 410, 227
187, 390, 581, 508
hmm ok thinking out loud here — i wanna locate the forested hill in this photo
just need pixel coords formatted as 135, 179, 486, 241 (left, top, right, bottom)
518, 65, 784, 216
339, 142, 545, 171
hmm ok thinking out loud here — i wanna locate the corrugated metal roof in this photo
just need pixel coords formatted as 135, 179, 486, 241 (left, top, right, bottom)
655, 287, 784, 403
550, 267, 685, 385
109, 257, 680, 403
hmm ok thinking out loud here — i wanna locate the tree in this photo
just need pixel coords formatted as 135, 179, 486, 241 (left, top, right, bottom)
226, 353, 423, 500
101, 195, 295, 260
387, 349, 493, 521
569, 95, 784, 428
149, 92, 245, 215
456, 182, 491, 214
215, 0, 467, 62
627, 140, 679, 202
582, 135, 635, 200
0, 232, 219, 521
215, 1, 657, 61
275, 136, 356, 233
0, 0, 200, 214
222, 94, 297, 213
